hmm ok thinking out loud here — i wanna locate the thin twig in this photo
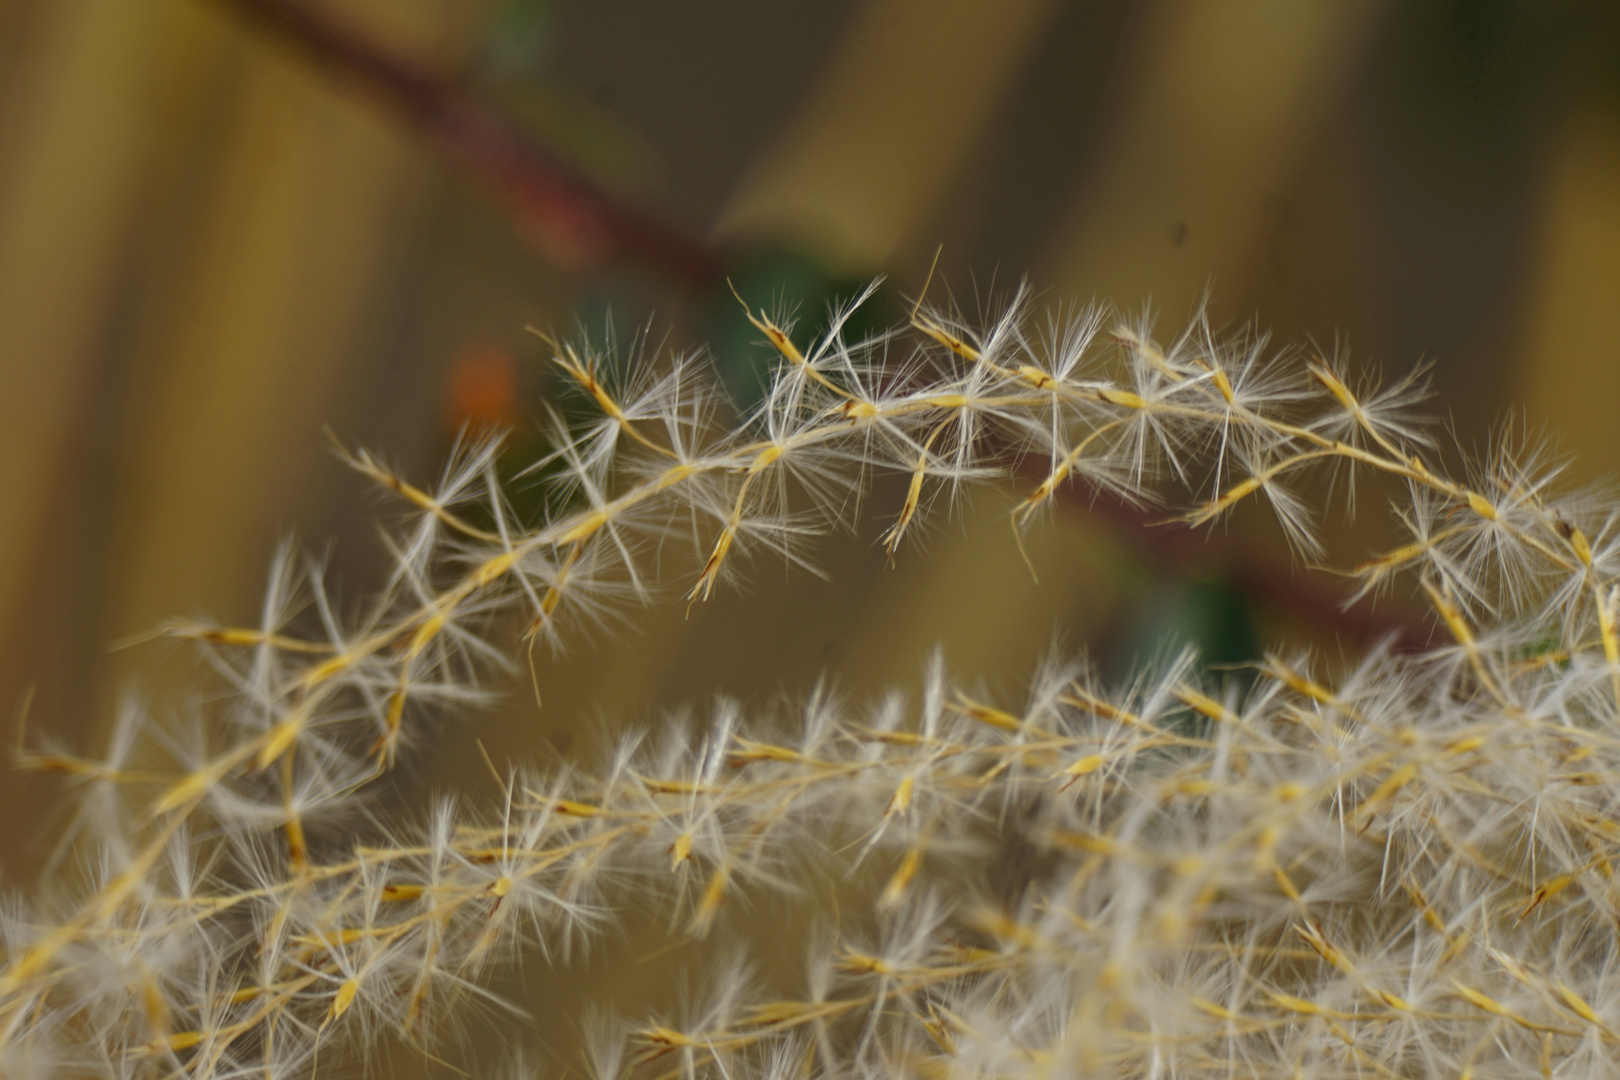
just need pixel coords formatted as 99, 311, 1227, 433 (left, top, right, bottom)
210, 0, 724, 284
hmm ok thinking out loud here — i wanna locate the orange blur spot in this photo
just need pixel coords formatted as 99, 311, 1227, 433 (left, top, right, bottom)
446, 342, 520, 429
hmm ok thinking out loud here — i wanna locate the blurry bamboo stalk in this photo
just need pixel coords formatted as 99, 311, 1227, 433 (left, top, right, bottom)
104, 30, 437, 651
0, 0, 207, 862
0, 0, 483, 858
1518, 109, 1620, 483
1043, 0, 1383, 317
712, 0, 1059, 272
0, 0, 175, 694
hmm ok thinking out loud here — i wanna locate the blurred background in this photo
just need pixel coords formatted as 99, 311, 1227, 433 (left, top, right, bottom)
3, 0, 1620, 1027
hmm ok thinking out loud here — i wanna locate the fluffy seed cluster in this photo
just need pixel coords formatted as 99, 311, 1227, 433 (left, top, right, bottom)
4, 281, 1620, 1078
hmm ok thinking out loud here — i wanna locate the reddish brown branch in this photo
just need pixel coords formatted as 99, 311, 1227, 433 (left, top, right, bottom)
211, 0, 724, 285
1070, 489, 1432, 651
210, 0, 1426, 650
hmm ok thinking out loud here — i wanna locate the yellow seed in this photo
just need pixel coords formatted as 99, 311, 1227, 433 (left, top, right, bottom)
1466, 491, 1498, 521
556, 508, 610, 544
1273, 865, 1302, 901
407, 614, 446, 659
301, 653, 355, 688
764, 325, 804, 364
969, 908, 1045, 949
1375, 989, 1412, 1012
1098, 387, 1146, 409
1017, 364, 1053, 388
256, 719, 302, 770
880, 847, 923, 909
588, 380, 624, 421
1175, 687, 1236, 723
283, 812, 307, 871
1600, 585, 1620, 664
922, 1014, 958, 1055
1050, 831, 1119, 856
382, 690, 406, 744
1214, 477, 1264, 510
1267, 991, 1322, 1015
330, 978, 359, 1022
654, 462, 696, 489
474, 551, 517, 586
842, 950, 893, 975
1491, 947, 1532, 985
747, 1002, 809, 1025
152, 769, 216, 815
1356, 540, 1430, 572
884, 467, 924, 553
1522, 873, 1575, 918
639, 776, 712, 794
1452, 981, 1510, 1017
748, 444, 784, 474
381, 883, 424, 901
1065, 754, 1105, 777
1441, 928, 1473, 966
215, 628, 265, 646
1310, 361, 1358, 411
1558, 983, 1602, 1026
690, 525, 737, 601
689, 864, 729, 936
887, 776, 914, 817
1264, 659, 1336, 705
1298, 923, 1353, 974
1023, 475, 1058, 510
489, 876, 513, 897
1408, 883, 1445, 931
957, 696, 1023, 731
1423, 582, 1476, 647
1571, 527, 1594, 566
140, 977, 167, 1036
297, 927, 368, 948
913, 317, 980, 361
669, 833, 693, 870
1191, 997, 1239, 1021
729, 739, 803, 764
1357, 762, 1418, 823
641, 1024, 696, 1049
